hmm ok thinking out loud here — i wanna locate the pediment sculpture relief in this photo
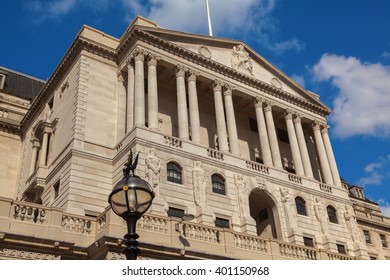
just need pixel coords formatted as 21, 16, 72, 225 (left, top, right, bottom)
231, 44, 253, 76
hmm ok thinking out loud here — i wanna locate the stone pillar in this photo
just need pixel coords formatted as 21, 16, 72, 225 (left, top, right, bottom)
254, 97, 273, 166
312, 121, 334, 185
187, 70, 201, 144
284, 110, 304, 176
126, 60, 135, 132
30, 139, 40, 174
133, 49, 145, 127
176, 65, 189, 140
223, 84, 240, 156
264, 101, 282, 168
321, 126, 342, 187
147, 54, 159, 130
39, 130, 50, 166
212, 80, 229, 152
293, 115, 314, 178
117, 70, 126, 139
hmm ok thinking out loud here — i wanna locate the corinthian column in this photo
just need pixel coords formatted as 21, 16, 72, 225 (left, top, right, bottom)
321, 125, 342, 187
254, 97, 272, 166
223, 84, 240, 156
285, 110, 304, 176
187, 70, 201, 144
126, 60, 135, 132
294, 115, 314, 178
133, 49, 145, 127
176, 65, 189, 140
312, 121, 333, 185
147, 54, 159, 130
213, 80, 229, 152
264, 101, 282, 168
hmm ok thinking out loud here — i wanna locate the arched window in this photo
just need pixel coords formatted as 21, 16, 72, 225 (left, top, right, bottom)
295, 197, 307, 216
167, 162, 182, 184
327, 206, 338, 224
211, 174, 225, 195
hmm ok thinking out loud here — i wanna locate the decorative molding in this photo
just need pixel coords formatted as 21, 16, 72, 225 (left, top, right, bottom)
0, 248, 60, 260
270, 77, 282, 89
198, 46, 212, 59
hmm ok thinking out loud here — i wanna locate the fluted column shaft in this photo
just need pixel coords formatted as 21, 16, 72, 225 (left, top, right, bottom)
264, 102, 282, 168
254, 97, 273, 166
321, 126, 342, 187
223, 85, 240, 156
176, 66, 189, 140
134, 50, 145, 126
285, 110, 304, 176
294, 115, 314, 178
147, 55, 159, 130
213, 81, 229, 152
30, 140, 40, 174
313, 122, 334, 185
187, 71, 201, 144
126, 61, 135, 132
117, 70, 126, 139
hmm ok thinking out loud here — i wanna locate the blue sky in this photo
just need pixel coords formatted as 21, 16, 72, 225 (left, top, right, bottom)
1, 0, 389, 215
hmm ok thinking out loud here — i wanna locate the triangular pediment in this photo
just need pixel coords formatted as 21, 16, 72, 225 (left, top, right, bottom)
122, 20, 329, 114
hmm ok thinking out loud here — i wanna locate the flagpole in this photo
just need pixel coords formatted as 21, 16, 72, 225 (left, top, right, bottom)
205, 0, 213, 36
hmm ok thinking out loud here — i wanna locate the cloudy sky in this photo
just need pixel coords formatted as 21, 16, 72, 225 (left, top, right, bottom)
1, 0, 389, 215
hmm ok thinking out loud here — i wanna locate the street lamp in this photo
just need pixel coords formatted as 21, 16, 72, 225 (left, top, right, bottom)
108, 151, 155, 260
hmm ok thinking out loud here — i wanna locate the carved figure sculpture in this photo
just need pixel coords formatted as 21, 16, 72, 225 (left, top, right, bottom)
314, 197, 329, 236
235, 174, 250, 217
193, 161, 207, 206
145, 148, 161, 189
231, 44, 253, 75
280, 187, 296, 229
344, 205, 361, 243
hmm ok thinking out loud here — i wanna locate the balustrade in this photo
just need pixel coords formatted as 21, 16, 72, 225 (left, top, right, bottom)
13, 202, 47, 224
234, 234, 268, 253
246, 161, 269, 174
207, 148, 224, 160
163, 135, 182, 148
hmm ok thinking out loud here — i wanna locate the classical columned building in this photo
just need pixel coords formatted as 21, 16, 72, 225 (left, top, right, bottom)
0, 16, 389, 260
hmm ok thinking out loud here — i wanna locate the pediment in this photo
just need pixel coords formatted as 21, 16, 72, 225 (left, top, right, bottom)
129, 25, 329, 113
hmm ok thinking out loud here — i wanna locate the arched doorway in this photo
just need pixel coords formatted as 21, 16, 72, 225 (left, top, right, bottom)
249, 189, 282, 239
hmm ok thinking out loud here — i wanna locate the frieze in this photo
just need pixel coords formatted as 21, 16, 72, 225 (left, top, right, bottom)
0, 248, 59, 260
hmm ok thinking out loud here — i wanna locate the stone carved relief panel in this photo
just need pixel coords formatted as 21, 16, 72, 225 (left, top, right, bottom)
231, 44, 253, 75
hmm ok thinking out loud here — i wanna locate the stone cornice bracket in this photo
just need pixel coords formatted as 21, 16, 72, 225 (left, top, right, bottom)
212, 80, 222, 92
284, 109, 294, 120
175, 64, 186, 77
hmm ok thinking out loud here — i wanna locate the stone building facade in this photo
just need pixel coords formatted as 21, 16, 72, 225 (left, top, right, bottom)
0, 16, 389, 260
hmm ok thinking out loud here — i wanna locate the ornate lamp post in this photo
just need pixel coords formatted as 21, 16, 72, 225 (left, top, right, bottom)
108, 151, 155, 260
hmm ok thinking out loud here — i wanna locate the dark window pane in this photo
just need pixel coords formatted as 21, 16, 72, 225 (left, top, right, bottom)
212, 174, 225, 195
380, 234, 388, 248
215, 217, 229, 228
327, 206, 338, 224
249, 118, 258, 133
167, 207, 184, 218
277, 128, 289, 144
364, 230, 371, 244
295, 197, 307, 216
337, 244, 346, 254
259, 208, 268, 222
167, 162, 182, 184
303, 237, 314, 247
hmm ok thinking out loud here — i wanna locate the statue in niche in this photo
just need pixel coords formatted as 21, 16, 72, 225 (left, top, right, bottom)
280, 187, 295, 229
231, 44, 253, 75
235, 174, 250, 217
145, 148, 161, 190
193, 161, 207, 206
314, 197, 329, 236
344, 205, 361, 243
45, 104, 53, 122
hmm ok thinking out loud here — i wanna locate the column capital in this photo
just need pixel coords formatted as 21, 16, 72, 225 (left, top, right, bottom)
223, 83, 234, 96
117, 70, 125, 82
254, 96, 266, 108
133, 47, 145, 62
187, 69, 199, 82
320, 125, 330, 134
212, 80, 222, 92
175, 65, 186, 78
31, 138, 40, 148
293, 114, 303, 124
147, 53, 160, 66
126, 57, 134, 69
312, 120, 322, 131
264, 101, 274, 112
284, 109, 293, 120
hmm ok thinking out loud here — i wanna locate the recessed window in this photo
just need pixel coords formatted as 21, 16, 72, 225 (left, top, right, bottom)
277, 128, 289, 144
53, 180, 60, 199
249, 118, 258, 133
303, 237, 314, 247
167, 162, 182, 184
211, 174, 225, 195
364, 230, 371, 244
215, 217, 229, 228
337, 244, 346, 254
327, 206, 338, 224
380, 234, 388, 248
259, 208, 268, 222
167, 207, 185, 218
295, 197, 307, 216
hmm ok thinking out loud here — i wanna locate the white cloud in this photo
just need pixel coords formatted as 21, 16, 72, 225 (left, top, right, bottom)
382, 52, 390, 59
357, 155, 390, 187
364, 162, 382, 173
357, 172, 382, 186
121, 0, 303, 54
377, 199, 390, 217
313, 54, 390, 138
28, 0, 77, 19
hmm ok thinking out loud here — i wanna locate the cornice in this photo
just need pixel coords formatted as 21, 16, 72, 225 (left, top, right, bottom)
125, 28, 330, 116
20, 37, 116, 136
0, 121, 20, 135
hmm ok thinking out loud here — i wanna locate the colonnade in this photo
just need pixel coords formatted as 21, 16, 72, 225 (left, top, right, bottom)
120, 48, 341, 187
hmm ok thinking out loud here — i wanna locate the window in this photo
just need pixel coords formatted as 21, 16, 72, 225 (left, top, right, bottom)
259, 208, 268, 222
303, 237, 314, 247
0, 74, 5, 90
215, 217, 230, 228
363, 230, 371, 244
249, 118, 258, 133
336, 244, 346, 254
295, 197, 307, 216
212, 174, 225, 195
167, 162, 182, 184
380, 234, 387, 248
167, 207, 185, 218
327, 206, 338, 224
277, 128, 289, 144
53, 180, 60, 199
